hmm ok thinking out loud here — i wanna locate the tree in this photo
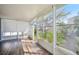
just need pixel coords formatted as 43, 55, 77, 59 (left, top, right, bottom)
56, 8, 71, 45
74, 16, 79, 36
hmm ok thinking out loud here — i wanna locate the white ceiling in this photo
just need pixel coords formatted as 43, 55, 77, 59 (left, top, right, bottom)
0, 4, 53, 22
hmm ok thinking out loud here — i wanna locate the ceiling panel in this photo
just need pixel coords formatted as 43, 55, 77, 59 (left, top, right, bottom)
0, 4, 65, 22
0, 4, 52, 21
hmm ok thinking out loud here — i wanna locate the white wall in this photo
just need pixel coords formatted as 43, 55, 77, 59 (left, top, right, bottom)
1, 19, 32, 36
1, 19, 17, 32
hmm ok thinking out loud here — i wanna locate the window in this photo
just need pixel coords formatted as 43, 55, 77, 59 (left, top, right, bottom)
3, 32, 10, 36
18, 32, 22, 35
56, 4, 79, 54
46, 26, 53, 44
11, 32, 17, 36
38, 27, 43, 40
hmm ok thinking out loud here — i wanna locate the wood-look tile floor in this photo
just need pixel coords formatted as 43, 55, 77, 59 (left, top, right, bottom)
0, 39, 50, 55
0, 39, 24, 55
21, 40, 49, 55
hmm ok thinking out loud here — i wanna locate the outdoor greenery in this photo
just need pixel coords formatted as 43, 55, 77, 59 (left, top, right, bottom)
33, 5, 79, 54
34, 8, 69, 45
74, 16, 79, 36
34, 28, 65, 45
57, 32, 65, 45
74, 15, 79, 54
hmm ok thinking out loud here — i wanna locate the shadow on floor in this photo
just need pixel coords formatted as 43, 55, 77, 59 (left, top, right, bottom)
0, 39, 24, 55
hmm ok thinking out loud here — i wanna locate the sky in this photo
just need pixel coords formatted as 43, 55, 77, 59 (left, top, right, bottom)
60, 4, 79, 23
33, 4, 79, 24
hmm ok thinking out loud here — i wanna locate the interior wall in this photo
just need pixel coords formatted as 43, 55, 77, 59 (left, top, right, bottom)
1, 19, 17, 32
1, 18, 33, 37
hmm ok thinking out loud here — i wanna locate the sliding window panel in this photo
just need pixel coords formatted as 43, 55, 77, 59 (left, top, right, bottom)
37, 26, 43, 40
46, 26, 53, 45
56, 4, 79, 55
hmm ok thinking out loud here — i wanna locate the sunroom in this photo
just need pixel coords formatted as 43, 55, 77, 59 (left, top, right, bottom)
0, 4, 79, 55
